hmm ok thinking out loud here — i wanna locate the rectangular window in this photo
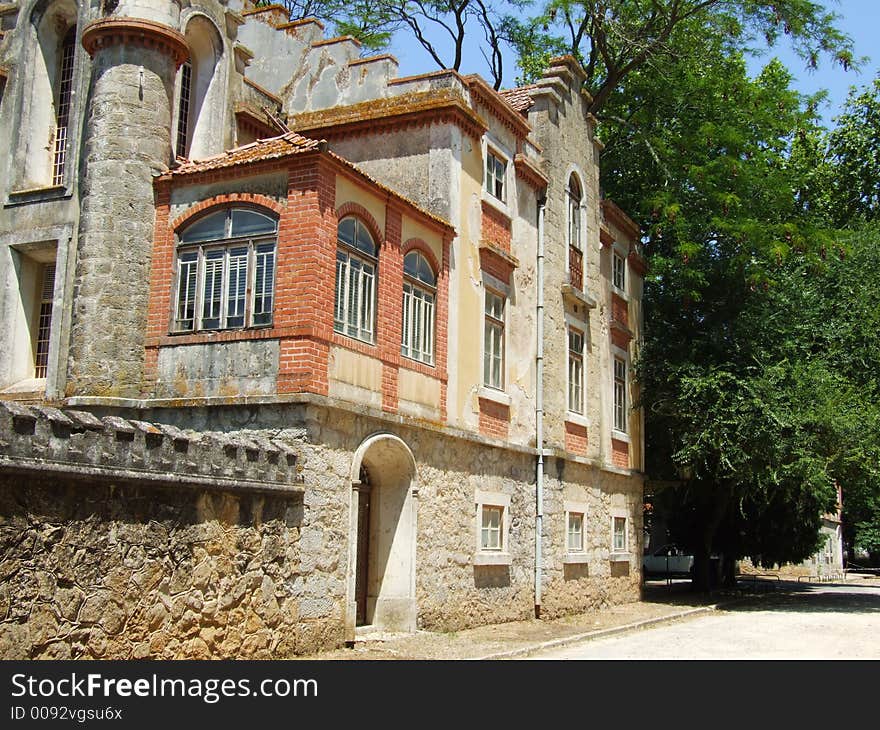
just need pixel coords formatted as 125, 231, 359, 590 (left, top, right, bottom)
34, 263, 56, 379
485, 150, 506, 202
568, 327, 584, 413
612, 251, 626, 292
481, 505, 503, 551
567, 512, 584, 552
483, 289, 505, 389
613, 356, 627, 433
176, 61, 192, 158
334, 250, 376, 342
174, 240, 275, 332
612, 516, 627, 553
475, 490, 511, 565
401, 282, 435, 364
52, 32, 76, 186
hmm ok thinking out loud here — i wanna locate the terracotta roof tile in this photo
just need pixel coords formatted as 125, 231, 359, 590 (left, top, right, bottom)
169, 132, 323, 175
500, 85, 538, 113
162, 132, 453, 233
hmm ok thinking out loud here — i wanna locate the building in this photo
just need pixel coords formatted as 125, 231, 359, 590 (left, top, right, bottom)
0, 0, 645, 658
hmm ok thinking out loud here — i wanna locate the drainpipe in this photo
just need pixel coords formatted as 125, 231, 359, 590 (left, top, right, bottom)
535, 194, 546, 618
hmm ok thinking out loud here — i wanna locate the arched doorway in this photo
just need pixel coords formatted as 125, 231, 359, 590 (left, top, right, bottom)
346, 434, 418, 637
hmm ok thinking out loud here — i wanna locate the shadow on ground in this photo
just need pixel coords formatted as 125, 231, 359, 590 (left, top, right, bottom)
719, 583, 880, 614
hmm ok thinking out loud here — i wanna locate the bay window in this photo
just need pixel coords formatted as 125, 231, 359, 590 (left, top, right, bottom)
173, 208, 277, 332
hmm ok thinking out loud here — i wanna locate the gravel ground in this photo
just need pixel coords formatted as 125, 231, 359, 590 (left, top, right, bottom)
297, 577, 880, 660
530, 582, 880, 660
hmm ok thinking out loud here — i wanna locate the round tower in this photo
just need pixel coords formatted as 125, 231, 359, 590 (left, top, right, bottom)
66, 2, 188, 397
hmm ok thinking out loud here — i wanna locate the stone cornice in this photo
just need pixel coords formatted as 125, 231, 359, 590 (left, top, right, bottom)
514, 153, 548, 190
81, 17, 189, 68
291, 90, 488, 142
601, 198, 641, 241
464, 74, 532, 139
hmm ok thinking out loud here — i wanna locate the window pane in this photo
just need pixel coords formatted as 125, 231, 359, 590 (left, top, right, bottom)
181, 211, 227, 244
481, 506, 502, 550
201, 250, 224, 329
404, 250, 436, 286
613, 252, 626, 291
614, 357, 627, 432
253, 242, 275, 326
175, 252, 198, 331
355, 220, 376, 256
226, 246, 248, 328
231, 209, 276, 238
568, 513, 584, 551
401, 285, 412, 357
338, 217, 356, 247
613, 517, 626, 551
335, 252, 347, 333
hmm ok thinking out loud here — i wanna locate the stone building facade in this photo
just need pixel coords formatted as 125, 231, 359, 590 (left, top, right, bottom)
0, 0, 646, 658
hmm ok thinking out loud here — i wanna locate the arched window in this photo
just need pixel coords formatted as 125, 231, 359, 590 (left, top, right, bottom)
401, 250, 436, 364
175, 16, 221, 159
334, 217, 377, 343
20, 1, 78, 189
567, 173, 584, 290
51, 26, 76, 185
174, 207, 277, 332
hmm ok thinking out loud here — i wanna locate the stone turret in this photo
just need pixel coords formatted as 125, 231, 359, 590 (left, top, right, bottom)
66, 2, 188, 397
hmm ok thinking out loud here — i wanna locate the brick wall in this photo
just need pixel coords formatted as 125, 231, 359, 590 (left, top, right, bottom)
611, 438, 629, 469
481, 200, 512, 252
565, 421, 588, 456
478, 397, 510, 439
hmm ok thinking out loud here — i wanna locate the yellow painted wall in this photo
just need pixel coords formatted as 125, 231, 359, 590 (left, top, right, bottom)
335, 177, 386, 235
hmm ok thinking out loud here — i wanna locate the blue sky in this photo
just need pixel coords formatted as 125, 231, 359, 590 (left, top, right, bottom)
385, 1, 879, 129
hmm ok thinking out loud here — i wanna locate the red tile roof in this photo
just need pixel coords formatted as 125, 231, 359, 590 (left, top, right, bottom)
161, 132, 454, 232
499, 85, 538, 113
169, 132, 324, 176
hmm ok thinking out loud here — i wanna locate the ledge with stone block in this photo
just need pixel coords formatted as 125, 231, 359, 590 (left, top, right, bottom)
0, 401, 303, 496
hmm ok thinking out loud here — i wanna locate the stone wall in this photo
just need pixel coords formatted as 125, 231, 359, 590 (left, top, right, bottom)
0, 401, 347, 660
0, 478, 334, 659
0, 397, 641, 657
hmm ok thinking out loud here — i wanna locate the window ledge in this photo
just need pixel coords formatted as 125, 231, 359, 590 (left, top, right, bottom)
6, 185, 71, 207
562, 283, 597, 309
480, 189, 511, 219
474, 552, 512, 566
478, 386, 511, 407
611, 285, 630, 302
611, 430, 631, 444
566, 412, 590, 429
610, 552, 632, 563
563, 552, 589, 565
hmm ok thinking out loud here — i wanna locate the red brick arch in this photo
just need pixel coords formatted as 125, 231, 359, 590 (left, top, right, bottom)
401, 238, 441, 278
171, 193, 285, 230
335, 201, 383, 247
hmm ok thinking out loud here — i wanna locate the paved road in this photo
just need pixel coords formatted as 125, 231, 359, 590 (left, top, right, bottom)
530, 584, 880, 659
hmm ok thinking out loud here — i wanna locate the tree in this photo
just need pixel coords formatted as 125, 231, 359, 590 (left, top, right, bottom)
508, 0, 856, 116
824, 76, 880, 228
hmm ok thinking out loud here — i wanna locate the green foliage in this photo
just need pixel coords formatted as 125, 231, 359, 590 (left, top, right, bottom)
642, 224, 880, 569
824, 77, 880, 227
507, 1, 856, 115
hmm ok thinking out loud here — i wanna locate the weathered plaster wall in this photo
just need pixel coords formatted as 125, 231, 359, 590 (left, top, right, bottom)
155, 340, 280, 399
525, 69, 603, 457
